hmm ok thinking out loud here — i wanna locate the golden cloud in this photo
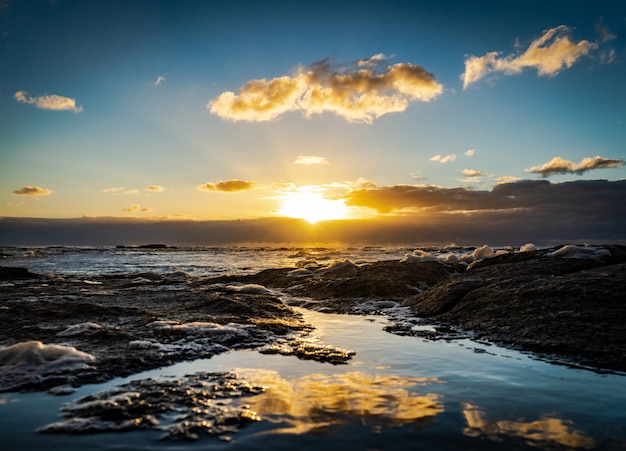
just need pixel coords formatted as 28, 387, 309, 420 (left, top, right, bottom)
430, 154, 456, 163
462, 26, 597, 88
343, 179, 626, 216
122, 204, 152, 213
462, 169, 486, 177
146, 185, 165, 192
209, 55, 443, 123
294, 155, 329, 165
101, 187, 139, 195
196, 180, 256, 192
526, 155, 624, 177
14, 91, 83, 112
12, 186, 52, 196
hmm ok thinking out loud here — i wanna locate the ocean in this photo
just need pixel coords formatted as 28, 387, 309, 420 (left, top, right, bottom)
1, 245, 625, 450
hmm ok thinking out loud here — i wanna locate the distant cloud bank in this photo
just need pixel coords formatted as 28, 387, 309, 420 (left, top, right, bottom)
2, 180, 625, 247
526, 156, 624, 177
343, 179, 626, 218
14, 91, 83, 112
462, 26, 597, 88
208, 54, 443, 124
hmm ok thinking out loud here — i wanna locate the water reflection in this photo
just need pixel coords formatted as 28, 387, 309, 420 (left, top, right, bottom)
462, 402, 595, 449
236, 369, 443, 434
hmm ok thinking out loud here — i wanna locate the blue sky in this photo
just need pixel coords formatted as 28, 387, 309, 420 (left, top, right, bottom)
1, 0, 625, 244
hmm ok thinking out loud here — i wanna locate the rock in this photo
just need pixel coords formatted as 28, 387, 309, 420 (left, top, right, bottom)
211, 260, 459, 313
403, 245, 626, 372
0, 266, 41, 280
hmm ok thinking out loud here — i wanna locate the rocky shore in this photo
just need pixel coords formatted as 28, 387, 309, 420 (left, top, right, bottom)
215, 244, 626, 373
2, 243, 625, 396
0, 270, 353, 393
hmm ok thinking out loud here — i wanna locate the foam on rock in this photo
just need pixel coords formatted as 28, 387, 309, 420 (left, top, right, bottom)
0, 340, 95, 392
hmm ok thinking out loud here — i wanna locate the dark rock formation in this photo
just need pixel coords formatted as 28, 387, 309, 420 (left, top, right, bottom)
403, 245, 626, 372
0, 266, 41, 280
211, 260, 459, 313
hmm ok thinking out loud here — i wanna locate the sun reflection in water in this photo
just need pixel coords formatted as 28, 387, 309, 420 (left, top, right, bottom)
462, 402, 595, 449
234, 369, 443, 434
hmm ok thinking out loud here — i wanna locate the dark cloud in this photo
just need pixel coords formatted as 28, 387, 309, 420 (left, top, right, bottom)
2, 180, 624, 247
344, 179, 626, 218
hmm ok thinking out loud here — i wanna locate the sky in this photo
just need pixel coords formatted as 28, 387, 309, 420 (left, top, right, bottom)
1, 0, 625, 245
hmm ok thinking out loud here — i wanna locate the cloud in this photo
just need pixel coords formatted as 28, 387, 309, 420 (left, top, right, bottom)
196, 180, 256, 192
462, 169, 486, 177
14, 90, 83, 112
208, 55, 443, 124
3, 180, 625, 246
595, 17, 616, 42
465, 149, 476, 157
101, 187, 139, 195
430, 154, 456, 163
496, 176, 522, 184
294, 155, 329, 165
12, 186, 52, 196
122, 204, 152, 213
343, 179, 626, 220
526, 156, 624, 177
153, 75, 166, 86
462, 26, 597, 88
146, 185, 165, 192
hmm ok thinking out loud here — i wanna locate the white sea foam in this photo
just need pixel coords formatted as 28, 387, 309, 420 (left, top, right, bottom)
472, 245, 494, 261
548, 245, 611, 261
0, 340, 95, 392
519, 243, 537, 252
56, 322, 103, 337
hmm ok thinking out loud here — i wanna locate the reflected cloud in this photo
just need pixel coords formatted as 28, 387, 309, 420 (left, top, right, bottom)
462, 402, 595, 449
236, 369, 442, 435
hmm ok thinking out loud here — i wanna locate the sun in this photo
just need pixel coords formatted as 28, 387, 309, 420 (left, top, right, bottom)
278, 191, 349, 223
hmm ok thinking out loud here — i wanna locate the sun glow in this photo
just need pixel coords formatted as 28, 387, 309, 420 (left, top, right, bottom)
278, 190, 349, 223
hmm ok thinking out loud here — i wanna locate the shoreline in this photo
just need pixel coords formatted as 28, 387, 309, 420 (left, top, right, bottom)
1, 243, 626, 394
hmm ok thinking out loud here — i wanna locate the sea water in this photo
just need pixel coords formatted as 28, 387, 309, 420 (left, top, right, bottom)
1, 246, 625, 450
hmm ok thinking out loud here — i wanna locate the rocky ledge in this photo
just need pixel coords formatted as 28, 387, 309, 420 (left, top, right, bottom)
217, 244, 626, 373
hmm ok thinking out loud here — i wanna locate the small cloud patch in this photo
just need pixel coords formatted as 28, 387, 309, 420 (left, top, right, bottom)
526, 155, 624, 177
197, 180, 256, 192
294, 155, 329, 165
12, 186, 52, 196
14, 91, 83, 112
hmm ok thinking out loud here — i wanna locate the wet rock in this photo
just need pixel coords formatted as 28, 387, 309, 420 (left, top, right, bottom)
0, 273, 337, 392
0, 266, 40, 280
38, 372, 264, 440
403, 245, 626, 372
212, 260, 459, 313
